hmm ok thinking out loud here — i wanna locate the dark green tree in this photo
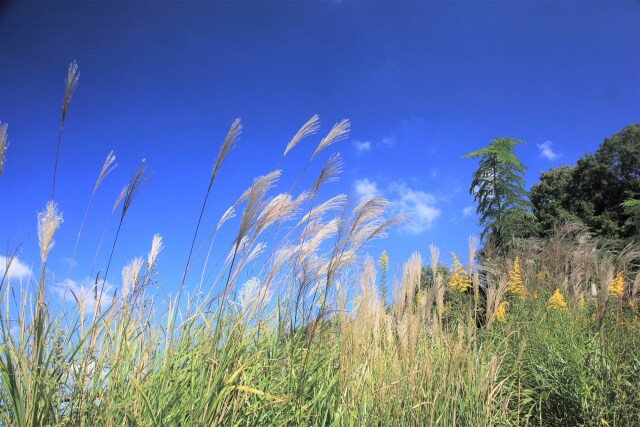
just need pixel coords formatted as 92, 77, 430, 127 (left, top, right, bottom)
530, 166, 578, 236
622, 199, 640, 235
463, 138, 536, 250
530, 124, 640, 246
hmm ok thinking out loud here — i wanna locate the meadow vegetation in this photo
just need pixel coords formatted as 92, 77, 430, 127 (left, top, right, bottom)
1, 64, 640, 426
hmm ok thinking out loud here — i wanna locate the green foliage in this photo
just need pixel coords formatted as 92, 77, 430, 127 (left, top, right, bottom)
530, 166, 579, 236
531, 124, 640, 246
498, 297, 640, 426
463, 138, 536, 250
622, 198, 640, 235
421, 264, 450, 290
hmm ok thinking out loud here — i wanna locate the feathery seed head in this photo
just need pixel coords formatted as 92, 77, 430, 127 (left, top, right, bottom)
238, 277, 271, 318
0, 122, 7, 176
38, 201, 63, 262
312, 153, 343, 194
299, 194, 347, 225
121, 161, 151, 219
94, 151, 117, 192
284, 114, 320, 156
147, 234, 163, 271
61, 61, 79, 123
235, 170, 281, 243
211, 118, 242, 183
312, 119, 350, 160
122, 257, 144, 300
113, 184, 127, 214
217, 206, 236, 230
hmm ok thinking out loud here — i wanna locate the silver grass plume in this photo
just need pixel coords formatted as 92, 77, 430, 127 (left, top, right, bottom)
235, 170, 282, 245
94, 151, 117, 192
217, 206, 236, 230
61, 61, 79, 124
147, 234, 164, 271
51, 62, 80, 200
38, 201, 63, 263
121, 161, 151, 219
299, 194, 347, 225
311, 152, 343, 194
211, 118, 242, 185
311, 119, 350, 160
113, 184, 127, 213
430, 243, 444, 322
122, 257, 143, 300
0, 122, 7, 176
180, 119, 241, 292
284, 114, 320, 156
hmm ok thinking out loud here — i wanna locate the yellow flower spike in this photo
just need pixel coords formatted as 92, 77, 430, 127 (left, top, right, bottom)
608, 272, 624, 299
507, 257, 525, 299
448, 253, 471, 293
548, 288, 568, 310
378, 250, 389, 270
495, 301, 509, 323
579, 296, 585, 309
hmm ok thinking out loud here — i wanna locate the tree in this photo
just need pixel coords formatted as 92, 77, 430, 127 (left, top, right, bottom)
530, 166, 578, 236
463, 138, 536, 250
530, 124, 640, 246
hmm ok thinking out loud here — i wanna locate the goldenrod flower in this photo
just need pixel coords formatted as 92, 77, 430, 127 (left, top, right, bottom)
579, 296, 585, 309
548, 288, 568, 310
495, 300, 509, 323
609, 272, 624, 299
379, 250, 389, 270
508, 257, 525, 299
449, 253, 471, 292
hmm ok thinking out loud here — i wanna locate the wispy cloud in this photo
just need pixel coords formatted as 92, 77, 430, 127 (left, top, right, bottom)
537, 140, 558, 161
353, 179, 441, 234
381, 136, 395, 147
354, 178, 381, 203
389, 181, 441, 234
462, 206, 475, 217
351, 140, 372, 153
51, 278, 114, 313
0, 255, 32, 280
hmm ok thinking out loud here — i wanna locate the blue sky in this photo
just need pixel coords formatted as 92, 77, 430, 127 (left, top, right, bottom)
1, 1, 639, 307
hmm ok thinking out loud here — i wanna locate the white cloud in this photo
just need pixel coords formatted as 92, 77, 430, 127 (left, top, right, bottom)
0, 255, 32, 280
462, 206, 475, 217
51, 278, 113, 313
537, 141, 558, 161
389, 181, 441, 234
354, 179, 441, 234
351, 140, 372, 153
354, 178, 381, 203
